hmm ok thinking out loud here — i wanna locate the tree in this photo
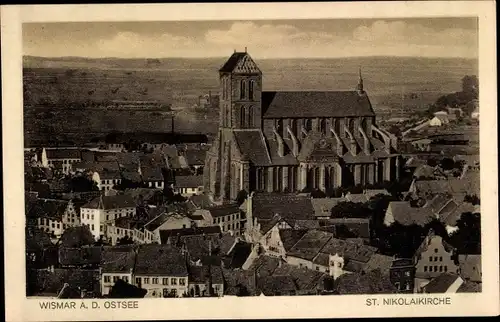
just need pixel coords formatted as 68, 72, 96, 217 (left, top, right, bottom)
236, 190, 248, 206
331, 202, 371, 219
59, 226, 95, 248
449, 212, 481, 254
461, 75, 479, 96
464, 194, 480, 205
117, 235, 134, 245
69, 175, 99, 192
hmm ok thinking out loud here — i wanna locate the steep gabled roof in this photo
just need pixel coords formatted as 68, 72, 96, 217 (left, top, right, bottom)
262, 91, 375, 118
233, 130, 272, 166
135, 244, 187, 276
219, 52, 261, 73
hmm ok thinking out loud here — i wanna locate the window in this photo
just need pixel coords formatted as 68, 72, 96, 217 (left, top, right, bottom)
171, 278, 177, 285
222, 217, 225, 223
213, 219, 216, 224
316, 267, 320, 271
240, 80, 246, 99
444, 266, 448, 272
429, 256, 433, 262
179, 278, 186, 286
91, 214, 94, 220
171, 289, 177, 297
304, 119, 312, 131
248, 106, 254, 127
123, 276, 129, 283
434, 257, 438, 261
434, 248, 438, 253
163, 278, 169, 285
106, 215, 109, 221
240, 106, 247, 128
404, 271, 410, 277
163, 288, 169, 298
434, 266, 438, 272
337, 262, 342, 268
249, 80, 254, 99
113, 276, 118, 283
439, 266, 443, 272
424, 266, 427, 272
319, 118, 327, 134
104, 276, 111, 283
395, 282, 400, 289
439, 256, 443, 261
51, 223, 55, 228
152, 278, 159, 284
91, 224, 94, 231
405, 283, 411, 291
144, 278, 150, 284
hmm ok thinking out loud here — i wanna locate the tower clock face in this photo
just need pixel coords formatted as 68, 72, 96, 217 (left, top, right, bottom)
319, 139, 327, 148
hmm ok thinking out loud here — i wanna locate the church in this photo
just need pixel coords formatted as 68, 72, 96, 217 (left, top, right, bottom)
204, 51, 400, 202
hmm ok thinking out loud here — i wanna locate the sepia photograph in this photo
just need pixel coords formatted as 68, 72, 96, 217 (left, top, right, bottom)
2, 1, 498, 320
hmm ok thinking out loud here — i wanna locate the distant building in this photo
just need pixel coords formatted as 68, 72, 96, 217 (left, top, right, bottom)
100, 246, 136, 296
413, 230, 458, 293
92, 170, 122, 195
80, 195, 136, 240
197, 91, 220, 109
173, 175, 204, 196
143, 212, 193, 243
193, 203, 243, 236
421, 273, 464, 294
133, 244, 189, 298
389, 258, 415, 293
26, 198, 79, 238
41, 148, 82, 174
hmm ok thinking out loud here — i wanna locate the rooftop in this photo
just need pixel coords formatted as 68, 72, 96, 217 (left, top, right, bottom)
82, 195, 136, 210
287, 229, 333, 261
262, 91, 375, 119
101, 246, 137, 273
174, 175, 203, 188
134, 244, 188, 277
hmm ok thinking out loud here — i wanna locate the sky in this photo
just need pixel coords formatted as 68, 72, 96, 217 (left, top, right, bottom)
23, 18, 478, 59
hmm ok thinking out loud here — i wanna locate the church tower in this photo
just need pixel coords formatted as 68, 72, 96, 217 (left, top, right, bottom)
356, 67, 365, 95
218, 49, 262, 130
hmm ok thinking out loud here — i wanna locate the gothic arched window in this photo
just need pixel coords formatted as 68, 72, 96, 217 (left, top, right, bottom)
290, 119, 297, 137
361, 117, 368, 133
333, 118, 340, 135
275, 119, 283, 134
249, 80, 255, 100
319, 118, 327, 135
240, 106, 247, 128
248, 106, 254, 127
304, 119, 312, 132
240, 80, 246, 99
349, 118, 356, 134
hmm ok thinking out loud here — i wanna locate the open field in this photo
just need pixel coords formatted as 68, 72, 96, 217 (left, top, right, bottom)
23, 55, 478, 144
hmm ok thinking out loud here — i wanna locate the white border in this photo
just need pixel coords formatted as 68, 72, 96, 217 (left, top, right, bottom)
2, 2, 499, 320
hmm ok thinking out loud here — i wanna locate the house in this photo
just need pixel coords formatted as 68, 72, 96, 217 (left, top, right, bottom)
458, 254, 481, 283
319, 218, 371, 240
311, 197, 347, 219
173, 175, 204, 196
58, 246, 102, 268
408, 178, 480, 201
242, 192, 316, 243
186, 194, 216, 212
133, 244, 189, 298
144, 212, 193, 243
140, 166, 165, 189
92, 170, 122, 194
105, 216, 155, 245
41, 148, 82, 174
193, 203, 243, 236
100, 246, 137, 296
259, 220, 308, 259
409, 138, 432, 152
413, 230, 458, 293
80, 195, 136, 240
187, 265, 224, 297
383, 201, 434, 227
205, 51, 400, 203
106, 143, 125, 152
333, 268, 396, 294
345, 193, 369, 203
221, 268, 257, 296
158, 226, 222, 245
223, 240, 254, 269
26, 198, 74, 238
389, 258, 415, 293
421, 273, 464, 294
185, 149, 207, 172
469, 100, 479, 119
286, 229, 333, 271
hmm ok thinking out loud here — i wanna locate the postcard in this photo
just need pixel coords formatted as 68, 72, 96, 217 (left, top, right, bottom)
2, 1, 498, 320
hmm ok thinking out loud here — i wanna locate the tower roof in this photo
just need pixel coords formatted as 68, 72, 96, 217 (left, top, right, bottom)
219, 51, 261, 74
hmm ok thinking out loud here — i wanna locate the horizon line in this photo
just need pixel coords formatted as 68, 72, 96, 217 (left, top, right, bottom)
23, 54, 478, 60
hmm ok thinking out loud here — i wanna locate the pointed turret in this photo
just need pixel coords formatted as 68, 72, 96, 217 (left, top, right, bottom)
357, 67, 365, 95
